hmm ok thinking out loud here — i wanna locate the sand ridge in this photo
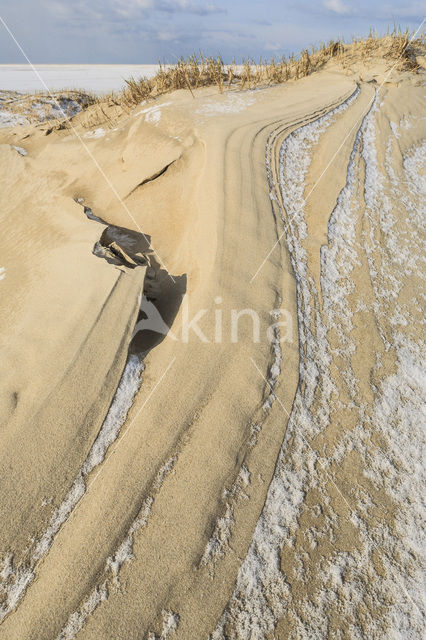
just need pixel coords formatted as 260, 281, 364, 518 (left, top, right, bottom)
0, 55, 424, 639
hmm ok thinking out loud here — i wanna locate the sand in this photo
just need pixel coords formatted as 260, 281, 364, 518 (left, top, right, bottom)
0, 52, 425, 640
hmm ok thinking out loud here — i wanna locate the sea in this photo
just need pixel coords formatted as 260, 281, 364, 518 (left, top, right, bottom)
0, 64, 161, 94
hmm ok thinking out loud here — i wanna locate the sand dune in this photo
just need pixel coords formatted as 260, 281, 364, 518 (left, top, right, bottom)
0, 48, 425, 640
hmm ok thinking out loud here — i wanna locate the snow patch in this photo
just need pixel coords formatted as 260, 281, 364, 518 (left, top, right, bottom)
0, 355, 144, 618
148, 609, 180, 640
56, 584, 108, 640
196, 93, 256, 116
12, 145, 27, 156
84, 127, 106, 139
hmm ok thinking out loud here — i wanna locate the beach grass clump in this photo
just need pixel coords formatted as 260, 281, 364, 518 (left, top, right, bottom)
348, 28, 422, 70
114, 44, 336, 107
0, 89, 97, 127
4, 29, 423, 131
112, 28, 423, 111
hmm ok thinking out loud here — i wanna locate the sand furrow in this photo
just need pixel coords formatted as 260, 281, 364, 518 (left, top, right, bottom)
0, 55, 424, 640
213, 83, 425, 639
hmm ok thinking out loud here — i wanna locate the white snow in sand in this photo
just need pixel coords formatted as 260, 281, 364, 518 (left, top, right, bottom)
0, 111, 26, 127
146, 109, 162, 124
56, 457, 177, 640
0, 355, 144, 620
0, 94, 86, 128
147, 610, 180, 639
56, 583, 108, 640
213, 87, 426, 639
12, 145, 27, 156
196, 92, 256, 116
84, 127, 106, 139
134, 101, 173, 125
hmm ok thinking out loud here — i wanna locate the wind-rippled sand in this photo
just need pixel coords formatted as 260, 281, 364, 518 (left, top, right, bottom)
0, 52, 424, 639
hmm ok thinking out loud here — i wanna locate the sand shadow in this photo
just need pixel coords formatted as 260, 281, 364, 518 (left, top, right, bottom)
129, 269, 186, 357
91, 220, 186, 357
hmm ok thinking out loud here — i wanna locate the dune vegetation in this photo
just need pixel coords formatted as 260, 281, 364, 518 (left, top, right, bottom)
118, 29, 423, 107
1, 29, 424, 130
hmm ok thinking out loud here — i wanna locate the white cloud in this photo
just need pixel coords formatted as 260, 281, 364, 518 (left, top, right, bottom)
323, 0, 351, 14
45, 0, 224, 20
264, 42, 283, 51
104, 0, 224, 16
380, 2, 425, 18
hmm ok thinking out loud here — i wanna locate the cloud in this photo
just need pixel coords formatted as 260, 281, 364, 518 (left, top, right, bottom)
323, 0, 351, 14
379, 2, 425, 20
1, 0, 422, 65
251, 19, 273, 26
42, 0, 226, 39
154, 1, 225, 15
46, 0, 225, 20
264, 42, 284, 52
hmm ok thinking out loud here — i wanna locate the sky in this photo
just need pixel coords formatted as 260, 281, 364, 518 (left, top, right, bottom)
0, 0, 424, 63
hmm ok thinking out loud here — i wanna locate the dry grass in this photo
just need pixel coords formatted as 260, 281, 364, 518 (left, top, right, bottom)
116, 45, 333, 108
342, 28, 423, 70
0, 89, 96, 127
2, 30, 424, 132
110, 29, 424, 111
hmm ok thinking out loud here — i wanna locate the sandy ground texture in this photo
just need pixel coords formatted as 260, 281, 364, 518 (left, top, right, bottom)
0, 53, 425, 640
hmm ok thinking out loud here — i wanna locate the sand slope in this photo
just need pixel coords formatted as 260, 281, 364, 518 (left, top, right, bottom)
0, 58, 424, 639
